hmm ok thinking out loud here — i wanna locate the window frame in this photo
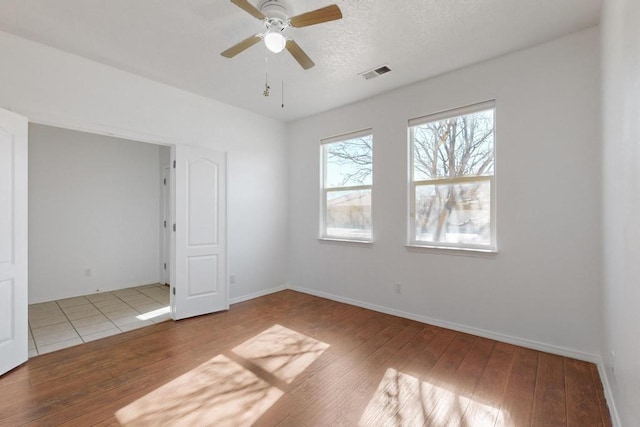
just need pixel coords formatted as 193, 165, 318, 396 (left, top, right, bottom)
320, 129, 374, 243
407, 101, 497, 252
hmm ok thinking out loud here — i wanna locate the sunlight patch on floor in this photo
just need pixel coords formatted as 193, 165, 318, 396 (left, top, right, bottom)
115, 354, 283, 426
116, 325, 329, 426
136, 305, 170, 321
232, 324, 330, 384
359, 368, 505, 427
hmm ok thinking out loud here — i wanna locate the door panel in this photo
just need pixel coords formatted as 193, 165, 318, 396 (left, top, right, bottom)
187, 254, 218, 296
0, 109, 28, 376
187, 159, 218, 246
172, 145, 227, 320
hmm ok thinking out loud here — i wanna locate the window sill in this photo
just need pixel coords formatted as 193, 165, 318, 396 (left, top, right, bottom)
319, 237, 373, 247
405, 244, 497, 257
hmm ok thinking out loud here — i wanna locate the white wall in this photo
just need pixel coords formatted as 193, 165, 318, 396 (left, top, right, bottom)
29, 124, 162, 303
287, 28, 602, 359
0, 31, 288, 302
601, 0, 640, 424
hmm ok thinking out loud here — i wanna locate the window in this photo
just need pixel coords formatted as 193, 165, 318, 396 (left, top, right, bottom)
321, 130, 373, 241
409, 101, 496, 251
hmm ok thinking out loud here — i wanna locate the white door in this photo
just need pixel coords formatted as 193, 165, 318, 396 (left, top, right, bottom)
171, 145, 227, 320
0, 109, 28, 375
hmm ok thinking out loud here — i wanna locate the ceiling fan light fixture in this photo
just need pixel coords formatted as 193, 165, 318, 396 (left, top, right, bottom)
264, 31, 286, 53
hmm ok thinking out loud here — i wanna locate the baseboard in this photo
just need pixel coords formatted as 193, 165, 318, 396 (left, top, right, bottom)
597, 362, 622, 427
289, 284, 601, 364
229, 285, 287, 305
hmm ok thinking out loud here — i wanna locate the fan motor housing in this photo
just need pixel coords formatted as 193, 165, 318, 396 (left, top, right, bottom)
259, 0, 288, 21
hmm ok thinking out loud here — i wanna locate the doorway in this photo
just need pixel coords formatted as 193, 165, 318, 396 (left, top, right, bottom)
1, 109, 229, 374
27, 123, 171, 355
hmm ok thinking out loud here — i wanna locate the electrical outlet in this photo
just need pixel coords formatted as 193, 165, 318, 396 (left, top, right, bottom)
230, 275, 236, 285
395, 283, 402, 294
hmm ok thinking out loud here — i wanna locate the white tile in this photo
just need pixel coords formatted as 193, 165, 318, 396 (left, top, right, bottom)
32, 323, 79, 346
33, 329, 81, 347
120, 294, 155, 305
32, 321, 75, 337
112, 288, 142, 298
75, 321, 117, 336
118, 320, 154, 332
29, 312, 69, 329
85, 292, 117, 303
64, 306, 102, 320
60, 303, 94, 315
38, 337, 83, 354
111, 314, 144, 328
105, 308, 139, 321
82, 328, 121, 342
29, 309, 64, 320
133, 303, 165, 314
137, 287, 160, 297
94, 300, 130, 313
57, 296, 90, 308
29, 301, 61, 312
70, 314, 110, 328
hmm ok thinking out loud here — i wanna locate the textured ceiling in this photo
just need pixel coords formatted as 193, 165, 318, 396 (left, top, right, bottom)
0, 0, 601, 122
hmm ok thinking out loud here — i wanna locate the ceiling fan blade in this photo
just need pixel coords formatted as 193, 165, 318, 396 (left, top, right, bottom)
230, 0, 265, 20
289, 4, 342, 28
221, 34, 262, 58
286, 39, 315, 70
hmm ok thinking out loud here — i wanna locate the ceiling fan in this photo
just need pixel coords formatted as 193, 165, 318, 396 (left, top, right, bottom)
221, 0, 343, 70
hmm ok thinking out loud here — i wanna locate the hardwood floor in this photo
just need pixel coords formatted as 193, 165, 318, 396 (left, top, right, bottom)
0, 290, 611, 426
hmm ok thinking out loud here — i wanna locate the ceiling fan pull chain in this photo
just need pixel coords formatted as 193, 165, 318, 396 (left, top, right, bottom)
281, 80, 284, 108
263, 54, 270, 97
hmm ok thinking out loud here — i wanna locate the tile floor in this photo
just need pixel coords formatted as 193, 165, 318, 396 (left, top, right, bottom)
28, 283, 170, 357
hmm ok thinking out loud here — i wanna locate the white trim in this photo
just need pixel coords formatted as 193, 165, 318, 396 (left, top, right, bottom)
321, 128, 373, 145
10, 107, 175, 146
405, 244, 497, 257
413, 175, 492, 187
325, 184, 372, 192
319, 238, 373, 246
597, 363, 622, 427
229, 285, 287, 305
408, 100, 496, 127
289, 284, 601, 363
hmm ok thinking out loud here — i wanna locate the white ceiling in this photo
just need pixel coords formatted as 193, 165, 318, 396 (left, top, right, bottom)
0, 0, 601, 122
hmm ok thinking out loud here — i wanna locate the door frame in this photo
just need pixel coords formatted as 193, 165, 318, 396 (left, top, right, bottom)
161, 165, 171, 286
19, 110, 228, 324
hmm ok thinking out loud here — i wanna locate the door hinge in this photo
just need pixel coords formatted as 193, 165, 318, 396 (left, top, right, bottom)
163, 220, 166, 228
172, 287, 176, 295
163, 178, 166, 185
173, 160, 176, 169
173, 223, 176, 232
163, 263, 166, 270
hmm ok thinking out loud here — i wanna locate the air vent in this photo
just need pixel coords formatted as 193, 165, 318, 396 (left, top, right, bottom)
359, 64, 392, 80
